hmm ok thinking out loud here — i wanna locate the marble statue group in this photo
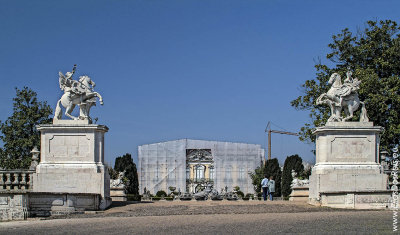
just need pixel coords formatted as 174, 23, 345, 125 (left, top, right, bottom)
316, 70, 369, 123
54, 64, 104, 123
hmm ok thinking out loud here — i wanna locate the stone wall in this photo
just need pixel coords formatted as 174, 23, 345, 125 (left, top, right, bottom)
0, 170, 34, 221
0, 193, 29, 221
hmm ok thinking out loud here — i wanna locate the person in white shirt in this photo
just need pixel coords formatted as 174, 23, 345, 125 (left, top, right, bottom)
261, 175, 269, 201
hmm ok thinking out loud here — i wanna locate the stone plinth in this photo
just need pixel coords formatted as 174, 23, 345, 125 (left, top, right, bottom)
289, 187, 309, 202
29, 192, 100, 216
110, 187, 127, 202
309, 122, 389, 209
33, 123, 111, 211
320, 190, 392, 209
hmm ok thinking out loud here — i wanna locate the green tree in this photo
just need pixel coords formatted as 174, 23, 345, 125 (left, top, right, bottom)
114, 153, 139, 195
264, 158, 282, 197
249, 164, 266, 195
0, 87, 52, 169
291, 20, 400, 152
281, 154, 304, 198
249, 158, 282, 196
106, 163, 119, 180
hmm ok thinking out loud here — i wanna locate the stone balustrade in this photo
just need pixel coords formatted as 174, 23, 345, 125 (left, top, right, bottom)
0, 170, 35, 191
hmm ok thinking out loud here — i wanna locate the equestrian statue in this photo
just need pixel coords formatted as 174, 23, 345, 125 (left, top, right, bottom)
316, 70, 369, 123
54, 64, 104, 123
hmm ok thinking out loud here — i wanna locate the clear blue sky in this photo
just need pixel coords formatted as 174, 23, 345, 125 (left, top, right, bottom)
1, 0, 399, 165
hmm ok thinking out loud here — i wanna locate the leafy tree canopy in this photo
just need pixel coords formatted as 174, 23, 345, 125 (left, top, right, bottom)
249, 165, 265, 194
0, 87, 52, 169
291, 20, 400, 151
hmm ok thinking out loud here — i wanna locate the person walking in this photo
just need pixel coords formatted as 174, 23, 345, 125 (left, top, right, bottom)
268, 176, 275, 201
261, 175, 269, 201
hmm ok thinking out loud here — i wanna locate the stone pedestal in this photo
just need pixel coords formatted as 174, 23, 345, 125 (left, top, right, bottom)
309, 122, 389, 209
32, 123, 111, 213
289, 186, 309, 202
110, 187, 127, 202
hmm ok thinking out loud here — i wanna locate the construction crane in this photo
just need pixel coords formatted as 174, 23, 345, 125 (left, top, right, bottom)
265, 121, 298, 161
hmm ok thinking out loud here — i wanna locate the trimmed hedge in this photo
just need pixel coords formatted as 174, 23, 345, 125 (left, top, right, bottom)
151, 196, 173, 201
282, 154, 304, 198
156, 190, 167, 197
126, 194, 142, 201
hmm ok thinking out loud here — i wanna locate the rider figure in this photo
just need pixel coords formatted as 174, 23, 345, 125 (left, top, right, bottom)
336, 71, 355, 106
59, 64, 77, 99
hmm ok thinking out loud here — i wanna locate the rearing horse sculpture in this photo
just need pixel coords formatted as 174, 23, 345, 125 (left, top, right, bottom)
53, 65, 103, 123
316, 71, 369, 123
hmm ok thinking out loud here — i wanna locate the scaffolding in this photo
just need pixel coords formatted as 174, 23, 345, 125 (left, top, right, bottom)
138, 139, 264, 194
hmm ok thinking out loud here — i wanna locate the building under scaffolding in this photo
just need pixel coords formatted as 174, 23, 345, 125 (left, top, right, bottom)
138, 139, 264, 195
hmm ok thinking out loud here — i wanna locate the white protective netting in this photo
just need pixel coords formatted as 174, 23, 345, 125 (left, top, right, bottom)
139, 139, 264, 194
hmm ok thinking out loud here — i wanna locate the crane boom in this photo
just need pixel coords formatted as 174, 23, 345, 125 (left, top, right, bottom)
270, 130, 298, 136
265, 122, 298, 162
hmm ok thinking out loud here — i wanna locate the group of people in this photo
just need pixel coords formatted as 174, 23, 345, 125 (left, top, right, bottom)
261, 175, 275, 201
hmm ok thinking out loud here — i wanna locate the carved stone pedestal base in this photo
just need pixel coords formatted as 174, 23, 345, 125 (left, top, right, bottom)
289, 186, 309, 202
110, 187, 127, 202
32, 123, 111, 213
309, 122, 390, 209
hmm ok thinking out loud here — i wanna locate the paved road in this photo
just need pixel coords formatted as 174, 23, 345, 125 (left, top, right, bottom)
0, 201, 395, 234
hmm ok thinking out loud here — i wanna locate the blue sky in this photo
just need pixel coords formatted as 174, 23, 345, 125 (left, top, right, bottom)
1, 0, 399, 165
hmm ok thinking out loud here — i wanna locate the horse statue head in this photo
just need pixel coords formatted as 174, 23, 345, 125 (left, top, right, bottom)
328, 73, 342, 87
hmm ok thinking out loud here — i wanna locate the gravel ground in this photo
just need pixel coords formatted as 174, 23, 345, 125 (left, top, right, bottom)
44, 200, 352, 219
0, 201, 396, 234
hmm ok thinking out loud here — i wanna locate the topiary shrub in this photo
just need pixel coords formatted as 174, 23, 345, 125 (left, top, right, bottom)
265, 158, 282, 197
282, 154, 304, 198
114, 153, 139, 195
236, 190, 244, 198
126, 194, 142, 201
156, 190, 167, 197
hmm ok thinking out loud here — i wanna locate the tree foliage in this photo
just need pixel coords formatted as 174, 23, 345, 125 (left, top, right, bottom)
106, 163, 119, 180
249, 158, 282, 196
114, 153, 139, 195
249, 165, 265, 194
291, 20, 400, 151
264, 158, 282, 197
0, 87, 52, 169
281, 154, 304, 198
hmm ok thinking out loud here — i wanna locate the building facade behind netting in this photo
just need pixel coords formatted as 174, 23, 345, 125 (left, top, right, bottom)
138, 139, 264, 195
